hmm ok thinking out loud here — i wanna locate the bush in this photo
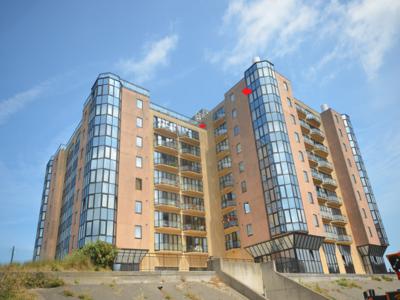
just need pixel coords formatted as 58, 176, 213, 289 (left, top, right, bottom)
80, 241, 117, 269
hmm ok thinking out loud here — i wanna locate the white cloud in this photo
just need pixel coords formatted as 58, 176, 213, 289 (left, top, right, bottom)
210, 0, 400, 78
0, 82, 49, 125
117, 34, 179, 83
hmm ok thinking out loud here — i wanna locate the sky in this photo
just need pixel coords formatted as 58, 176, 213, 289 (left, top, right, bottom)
0, 0, 399, 264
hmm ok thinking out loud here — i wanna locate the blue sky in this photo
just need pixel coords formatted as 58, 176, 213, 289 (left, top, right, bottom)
0, 0, 399, 263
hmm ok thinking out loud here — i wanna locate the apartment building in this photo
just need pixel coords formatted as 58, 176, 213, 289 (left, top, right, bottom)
33, 58, 388, 274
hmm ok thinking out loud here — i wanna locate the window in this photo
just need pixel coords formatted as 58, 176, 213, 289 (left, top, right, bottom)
313, 214, 319, 227
135, 201, 142, 214
347, 158, 352, 167
234, 125, 240, 136
244, 202, 251, 214
335, 115, 339, 123
241, 181, 247, 193
368, 226, 373, 237
290, 114, 296, 125
135, 225, 142, 239
230, 93, 235, 102
135, 178, 142, 190
136, 117, 143, 128
299, 151, 304, 162
236, 143, 242, 153
362, 208, 367, 218
307, 192, 314, 204
303, 171, 309, 183
343, 143, 347, 152
232, 109, 237, 118
283, 81, 289, 91
338, 128, 343, 137
246, 224, 253, 236
136, 99, 143, 109
294, 132, 300, 143
238, 161, 244, 173
136, 156, 143, 168
357, 191, 362, 201
287, 97, 292, 107
352, 174, 357, 184
136, 136, 143, 147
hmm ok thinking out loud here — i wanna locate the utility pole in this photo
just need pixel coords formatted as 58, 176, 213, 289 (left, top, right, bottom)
10, 246, 15, 264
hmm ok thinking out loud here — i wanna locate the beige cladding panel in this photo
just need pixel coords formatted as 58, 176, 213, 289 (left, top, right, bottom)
321, 109, 381, 246
116, 88, 152, 250
276, 74, 325, 237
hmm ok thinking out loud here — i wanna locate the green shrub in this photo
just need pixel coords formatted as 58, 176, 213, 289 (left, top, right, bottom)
381, 275, 394, 282
62, 289, 75, 297
80, 240, 117, 269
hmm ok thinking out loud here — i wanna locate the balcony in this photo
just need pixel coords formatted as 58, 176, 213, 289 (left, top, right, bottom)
223, 219, 239, 230
182, 202, 205, 216
337, 234, 352, 244
322, 177, 337, 190
314, 143, 329, 157
183, 223, 206, 234
220, 180, 234, 193
180, 164, 202, 178
221, 200, 237, 210
154, 140, 178, 155
326, 194, 342, 207
325, 232, 338, 242
179, 130, 200, 145
181, 183, 203, 196
300, 120, 311, 134
155, 220, 182, 234
296, 104, 307, 119
154, 123, 177, 137
214, 128, 228, 143
318, 160, 333, 174
180, 146, 201, 161
320, 210, 333, 222
154, 177, 179, 191
311, 169, 323, 184
331, 214, 347, 225
154, 158, 178, 173
306, 113, 321, 127
213, 113, 226, 127
307, 152, 319, 167
218, 162, 232, 176
310, 128, 325, 142
317, 191, 328, 203
154, 198, 181, 211
303, 136, 314, 150
185, 244, 208, 253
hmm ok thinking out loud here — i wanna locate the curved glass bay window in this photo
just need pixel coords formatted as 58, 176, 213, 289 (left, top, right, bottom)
244, 60, 307, 237
78, 75, 121, 247
33, 158, 53, 261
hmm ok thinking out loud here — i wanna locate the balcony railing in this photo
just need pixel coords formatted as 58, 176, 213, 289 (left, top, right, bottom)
317, 191, 328, 201
306, 114, 321, 124
155, 220, 181, 229
221, 200, 237, 209
296, 105, 308, 117
314, 143, 329, 154
332, 214, 347, 223
154, 158, 178, 168
154, 177, 179, 187
323, 177, 337, 187
318, 160, 333, 170
223, 219, 239, 229
155, 243, 182, 251
181, 147, 200, 157
182, 202, 205, 211
311, 169, 323, 181
155, 198, 180, 208
325, 232, 338, 241
183, 223, 206, 231
303, 136, 314, 147
218, 162, 232, 171
216, 143, 229, 154
300, 120, 311, 131
181, 184, 203, 193
154, 123, 177, 134
154, 140, 177, 150
320, 210, 333, 220
327, 194, 342, 205
181, 165, 202, 173
179, 130, 199, 141
215, 128, 228, 137
185, 244, 207, 253
310, 128, 325, 139
337, 234, 352, 243
220, 181, 234, 190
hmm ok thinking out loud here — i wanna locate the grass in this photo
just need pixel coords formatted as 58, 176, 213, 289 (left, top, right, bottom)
78, 293, 93, 300
62, 289, 75, 297
184, 292, 201, 300
0, 271, 64, 299
371, 275, 382, 281
381, 275, 394, 282
335, 278, 361, 289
